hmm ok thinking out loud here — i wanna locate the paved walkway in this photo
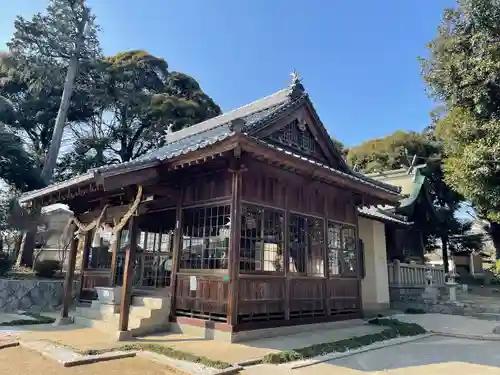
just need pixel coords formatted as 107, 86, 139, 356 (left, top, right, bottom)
393, 313, 500, 338
321, 335, 500, 374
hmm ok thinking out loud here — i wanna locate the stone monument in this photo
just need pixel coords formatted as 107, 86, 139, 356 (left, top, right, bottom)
421, 269, 439, 302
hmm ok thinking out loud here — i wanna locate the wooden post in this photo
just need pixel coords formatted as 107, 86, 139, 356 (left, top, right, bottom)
393, 259, 401, 285
118, 214, 138, 338
55, 224, 78, 325
109, 230, 122, 287
169, 189, 184, 317
283, 185, 291, 320
227, 163, 242, 326
323, 194, 331, 317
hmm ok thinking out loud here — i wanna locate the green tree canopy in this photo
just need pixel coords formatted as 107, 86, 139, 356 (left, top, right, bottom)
421, 0, 500, 256
57, 50, 222, 179
347, 130, 441, 173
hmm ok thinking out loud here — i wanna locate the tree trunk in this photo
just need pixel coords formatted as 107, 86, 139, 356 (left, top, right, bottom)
19, 13, 89, 268
40, 54, 79, 184
16, 227, 37, 267
489, 222, 500, 261
441, 233, 449, 276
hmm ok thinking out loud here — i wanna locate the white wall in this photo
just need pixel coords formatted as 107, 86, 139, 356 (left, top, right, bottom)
359, 217, 390, 311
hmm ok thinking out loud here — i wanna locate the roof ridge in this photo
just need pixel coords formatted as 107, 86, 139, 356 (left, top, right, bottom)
163, 88, 290, 145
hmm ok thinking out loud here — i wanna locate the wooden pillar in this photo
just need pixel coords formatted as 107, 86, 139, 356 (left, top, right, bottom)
227, 163, 242, 326
78, 230, 92, 298
118, 214, 138, 334
56, 224, 78, 325
109, 230, 122, 287
283, 185, 291, 320
169, 189, 184, 317
323, 194, 331, 316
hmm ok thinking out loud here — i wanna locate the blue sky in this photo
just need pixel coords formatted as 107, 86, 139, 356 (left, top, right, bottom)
0, 0, 455, 147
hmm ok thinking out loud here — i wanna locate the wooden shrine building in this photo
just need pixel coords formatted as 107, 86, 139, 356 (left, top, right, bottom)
19, 75, 401, 339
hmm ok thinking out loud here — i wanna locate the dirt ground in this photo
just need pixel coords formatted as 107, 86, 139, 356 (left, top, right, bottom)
0, 347, 178, 375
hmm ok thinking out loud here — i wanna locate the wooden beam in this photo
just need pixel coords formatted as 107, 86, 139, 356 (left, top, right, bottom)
119, 214, 138, 333
169, 187, 184, 318
57, 224, 78, 324
238, 137, 400, 204
167, 136, 240, 170
79, 205, 129, 224
109, 230, 122, 287
101, 167, 159, 192
227, 160, 243, 326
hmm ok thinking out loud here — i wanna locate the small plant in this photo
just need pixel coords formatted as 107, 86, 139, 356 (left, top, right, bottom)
34, 259, 61, 278
76, 343, 232, 369
0, 313, 55, 326
0, 252, 13, 277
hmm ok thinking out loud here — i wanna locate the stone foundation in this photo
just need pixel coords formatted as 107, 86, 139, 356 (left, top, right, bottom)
0, 279, 80, 313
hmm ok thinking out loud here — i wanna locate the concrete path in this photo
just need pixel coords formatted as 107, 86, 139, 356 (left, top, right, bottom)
242, 335, 500, 375
393, 313, 500, 338
324, 335, 500, 374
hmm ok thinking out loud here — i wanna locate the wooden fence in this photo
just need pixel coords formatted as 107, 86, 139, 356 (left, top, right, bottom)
388, 260, 446, 286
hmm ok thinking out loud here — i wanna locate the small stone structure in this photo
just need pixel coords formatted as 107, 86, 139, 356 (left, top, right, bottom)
0, 279, 79, 313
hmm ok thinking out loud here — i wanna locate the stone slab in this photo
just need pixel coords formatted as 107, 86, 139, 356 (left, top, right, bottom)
20, 339, 82, 364
137, 350, 242, 375
19, 339, 136, 367
63, 351, 136, 367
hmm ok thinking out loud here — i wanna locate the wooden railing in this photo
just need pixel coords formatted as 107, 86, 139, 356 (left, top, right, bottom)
388, 260, 445, 286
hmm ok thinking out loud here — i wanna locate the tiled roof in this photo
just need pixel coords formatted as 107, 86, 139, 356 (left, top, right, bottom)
19, 81, 400, 203
358, 205, 411, 225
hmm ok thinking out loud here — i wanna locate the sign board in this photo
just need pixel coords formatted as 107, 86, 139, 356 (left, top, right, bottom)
189, 276, 197, 291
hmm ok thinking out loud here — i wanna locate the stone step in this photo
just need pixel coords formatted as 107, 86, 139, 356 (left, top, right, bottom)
75, 312, 168, 337
75, 305, 119, 320
132, 296, 170, 310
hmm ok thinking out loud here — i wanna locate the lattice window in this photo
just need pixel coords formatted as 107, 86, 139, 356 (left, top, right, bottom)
327, 221, 357, 277
342, 226, 357, 275
240, 205, 284, 272
327, 222, 342, 276
289, 214, 325, 276
180, 205, 231, 270
270, 119, 316, 154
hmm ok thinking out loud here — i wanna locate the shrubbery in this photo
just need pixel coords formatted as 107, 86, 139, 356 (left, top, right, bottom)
34, 259, 61, 278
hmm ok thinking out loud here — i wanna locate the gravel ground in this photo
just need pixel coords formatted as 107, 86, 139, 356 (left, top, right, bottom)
0, 347, 178, 375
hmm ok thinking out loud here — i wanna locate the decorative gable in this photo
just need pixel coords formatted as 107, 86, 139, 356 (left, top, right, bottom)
268, 118, 318, 155
263, 116, 333, 167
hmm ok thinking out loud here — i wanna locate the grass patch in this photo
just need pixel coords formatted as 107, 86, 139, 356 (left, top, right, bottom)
262, 318, 426, 364
404, 307, 426, 314
77, 343, 231, 369
0, 313, 55, 326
